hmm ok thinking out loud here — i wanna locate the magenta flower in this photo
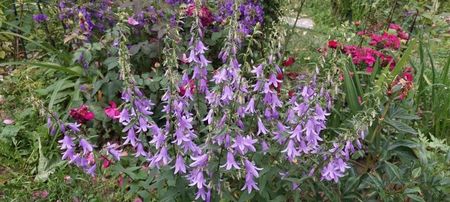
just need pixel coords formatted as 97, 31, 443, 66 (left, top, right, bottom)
104, 101, 120, 119
127, 17, 139, 25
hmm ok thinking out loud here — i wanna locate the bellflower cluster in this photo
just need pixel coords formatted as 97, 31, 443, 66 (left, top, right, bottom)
238, 0, 264, 35
58, 0, 116, 36
118, 86, 163, 163
47, 112, 97, 176
321, 129, 366, 182
216, 0, 234, 23
33, 14, 49, 23
127, 6, 164, 28
274, 74, 331, 164
48, 2, 372, 200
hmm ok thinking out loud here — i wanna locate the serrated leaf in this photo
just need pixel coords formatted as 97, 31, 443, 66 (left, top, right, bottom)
390, 107, 420, 120
384, 118, 418, 134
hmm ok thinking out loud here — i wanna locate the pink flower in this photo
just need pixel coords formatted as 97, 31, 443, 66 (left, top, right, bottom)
104, 101, 120, 119
389, 23, 403, 31
2, 119, 14, 125
127, 17, 139, 26
397, 31, 409, 40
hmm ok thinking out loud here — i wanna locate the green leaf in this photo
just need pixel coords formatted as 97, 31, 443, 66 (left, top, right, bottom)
384, 118, 418, 134
404, 187, 421, 194
412, 167, 421, 178
0, 125, 22, 141
391, 40, 416, 81
390, 107, 420, 120
0, 61, 83, 76
406, 194, 425, 202
384, 161, 401, 181
34, 133, 64, 182
342, 61, 361, 113
48, 78, 68, 111
238, 191, 255, 202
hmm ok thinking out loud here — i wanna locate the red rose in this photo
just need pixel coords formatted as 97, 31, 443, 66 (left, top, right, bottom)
328, 40, 340, 49
282, 57, 295, 67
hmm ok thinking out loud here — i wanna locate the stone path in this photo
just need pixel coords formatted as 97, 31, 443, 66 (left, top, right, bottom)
285, 17, 314, 29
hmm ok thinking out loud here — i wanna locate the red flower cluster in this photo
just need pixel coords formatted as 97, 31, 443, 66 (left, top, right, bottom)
186, 4, 214, 26
179, 79, 196, 96
387, 67, 414, 100
389, 23, 409, 40
70, 105, 95, 123
328, 23, 407, 73
342, 45, 395, 73
369, 32, 401, 50
282, 57, 295, 67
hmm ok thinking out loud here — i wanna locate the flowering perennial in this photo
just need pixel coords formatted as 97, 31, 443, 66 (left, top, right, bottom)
44, 1, 370, 201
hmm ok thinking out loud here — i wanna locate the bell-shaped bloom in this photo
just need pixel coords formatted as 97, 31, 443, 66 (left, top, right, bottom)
149, 146, 171, 168
245, 97, 256, 114
59, 135, 75, 150
282, 140, 299, 160
257, 118, 268, 135
188, 169, 207, 189
220, 151, 240, 170
190, 154, 208, 168
134, 143, 147, 158
79, 138, 94, 155
174, 155, 187, 174
123, 128, 138, 147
